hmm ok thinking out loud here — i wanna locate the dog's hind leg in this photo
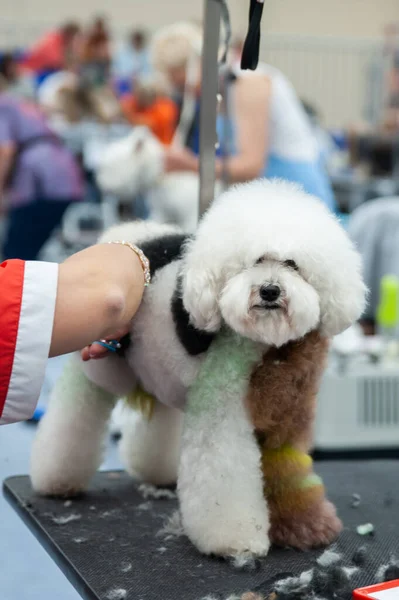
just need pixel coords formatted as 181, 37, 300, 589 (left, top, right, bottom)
30, 355, 118, 497
120, 400, 183, 486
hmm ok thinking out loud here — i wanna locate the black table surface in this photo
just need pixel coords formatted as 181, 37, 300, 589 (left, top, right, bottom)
3, 461, 399, 600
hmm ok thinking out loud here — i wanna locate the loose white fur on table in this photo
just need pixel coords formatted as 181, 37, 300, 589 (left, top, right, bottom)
31, 179, 366, 557
95, 126, 222, 233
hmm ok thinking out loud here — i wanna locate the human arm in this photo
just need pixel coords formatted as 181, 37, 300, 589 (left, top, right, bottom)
215, 74, 270, 182
0, 244, 145, 424
163, 74, 270, 183
49, 242, 144, 357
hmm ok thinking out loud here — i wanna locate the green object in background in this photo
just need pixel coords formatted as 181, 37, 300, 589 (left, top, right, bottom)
377, 275, 399, 330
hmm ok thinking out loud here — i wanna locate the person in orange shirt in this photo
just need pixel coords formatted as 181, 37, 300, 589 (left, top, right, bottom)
121, 78, 178, 145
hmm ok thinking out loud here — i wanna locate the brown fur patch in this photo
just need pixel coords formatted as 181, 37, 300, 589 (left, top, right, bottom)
247, 330, 329, 449
246, 330, 342, 548
269, 499, 342, 550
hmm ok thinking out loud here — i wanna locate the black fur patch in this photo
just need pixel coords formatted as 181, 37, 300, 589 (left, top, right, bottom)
140, 234, 189, 277
117, 233, 214, 358
171, 277, 215, 356
117, 234, 189, 357
116, 333, 132, 357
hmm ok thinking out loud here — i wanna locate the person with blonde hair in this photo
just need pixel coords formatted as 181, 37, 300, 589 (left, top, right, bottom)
151, 21, 336, 211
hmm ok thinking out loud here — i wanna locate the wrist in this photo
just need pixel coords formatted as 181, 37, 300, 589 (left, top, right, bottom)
100, 246, 146, 334
108, 241, 150, 287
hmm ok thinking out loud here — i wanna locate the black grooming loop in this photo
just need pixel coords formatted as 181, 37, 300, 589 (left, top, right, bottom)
241, 0, 265, 70
216, 0, 265, 70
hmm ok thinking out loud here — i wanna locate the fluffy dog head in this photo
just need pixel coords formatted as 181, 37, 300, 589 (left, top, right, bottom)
96, 127, 163, 200
182, 179, 367, 346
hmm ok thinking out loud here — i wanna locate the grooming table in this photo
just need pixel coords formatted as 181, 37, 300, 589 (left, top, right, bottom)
3, 462, 399, 600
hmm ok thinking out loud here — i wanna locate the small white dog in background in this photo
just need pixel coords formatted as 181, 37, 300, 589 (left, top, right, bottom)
96, 126, 222, 232
30, 179, 366, 559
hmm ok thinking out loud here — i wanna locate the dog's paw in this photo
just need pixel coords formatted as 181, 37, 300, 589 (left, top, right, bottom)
209, 538, 270, 558
30, 473, 87, 498
185, 516, 270, 558
31, 454, 91, 497
228, 553, 263, 572
270, 500, 342, 550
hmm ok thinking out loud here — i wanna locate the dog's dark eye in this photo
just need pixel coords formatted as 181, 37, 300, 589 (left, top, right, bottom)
256, 257, 264, 265
284, 259, 299, 271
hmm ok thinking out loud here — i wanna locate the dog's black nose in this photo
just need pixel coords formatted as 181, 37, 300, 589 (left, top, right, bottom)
260, 284, 280, 302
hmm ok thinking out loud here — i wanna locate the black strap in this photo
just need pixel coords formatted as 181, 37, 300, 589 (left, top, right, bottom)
241, 0, 265, 70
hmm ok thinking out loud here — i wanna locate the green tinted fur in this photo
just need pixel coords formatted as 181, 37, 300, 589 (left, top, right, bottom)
185, 328, 264, 421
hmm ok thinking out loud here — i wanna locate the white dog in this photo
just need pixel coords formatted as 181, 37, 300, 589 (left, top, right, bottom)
96, 126, 222, 232
31, 179, 366, 558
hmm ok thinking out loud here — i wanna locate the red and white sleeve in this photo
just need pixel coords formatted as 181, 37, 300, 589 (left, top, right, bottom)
0, 259, 58, 425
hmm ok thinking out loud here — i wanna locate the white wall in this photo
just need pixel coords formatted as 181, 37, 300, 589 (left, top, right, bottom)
3, 0, 397, 41
1, 0, 245, 41
260, 0, 399, 39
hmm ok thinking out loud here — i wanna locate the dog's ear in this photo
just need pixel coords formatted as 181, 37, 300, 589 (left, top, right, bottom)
318, 255, 367, 338
182, 268, 222, 332
181, 240, 222, 332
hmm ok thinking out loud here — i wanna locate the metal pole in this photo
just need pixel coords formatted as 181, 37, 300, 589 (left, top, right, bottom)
198, 0, 222, 217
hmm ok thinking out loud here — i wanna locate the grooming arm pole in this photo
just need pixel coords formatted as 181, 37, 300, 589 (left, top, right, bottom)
198, 0, 222, 218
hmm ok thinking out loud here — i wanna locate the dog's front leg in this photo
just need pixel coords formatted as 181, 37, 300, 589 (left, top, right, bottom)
178, 332, 270, 558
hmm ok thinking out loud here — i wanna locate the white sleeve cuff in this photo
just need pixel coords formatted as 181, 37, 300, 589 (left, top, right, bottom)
0, 261, 58, 425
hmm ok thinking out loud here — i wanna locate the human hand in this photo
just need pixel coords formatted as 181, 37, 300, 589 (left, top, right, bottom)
163, 146, 198, 174
81, 327, 130, 361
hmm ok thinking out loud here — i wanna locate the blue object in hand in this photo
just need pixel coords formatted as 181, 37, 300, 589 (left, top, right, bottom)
92, 339, 122, 353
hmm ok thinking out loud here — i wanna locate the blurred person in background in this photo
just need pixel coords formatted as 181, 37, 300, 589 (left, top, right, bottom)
36, 61, 80, 122
0, 92, 83, 260
89, 15, 111, 41
22, 21, 82, 82
37, 15, 112, 119
121, 76, 178, 144
301, 99, 338, 170
113, 29, 151, 85
365, 23, 399, 129
80, 29, 111, 89
151, 23, 336, 212
77, 21, 121, 124
0, 52, 35, 100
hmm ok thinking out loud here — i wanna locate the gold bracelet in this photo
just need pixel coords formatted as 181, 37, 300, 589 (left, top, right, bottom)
109, 241, 151, 286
